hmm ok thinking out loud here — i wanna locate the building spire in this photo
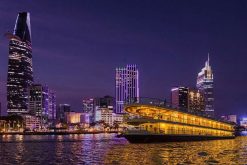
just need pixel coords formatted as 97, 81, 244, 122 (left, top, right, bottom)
205, 53, 210, 67
208, 53, 210, 65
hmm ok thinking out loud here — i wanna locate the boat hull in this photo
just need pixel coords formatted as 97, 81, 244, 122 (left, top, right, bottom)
124, 134, 235, 143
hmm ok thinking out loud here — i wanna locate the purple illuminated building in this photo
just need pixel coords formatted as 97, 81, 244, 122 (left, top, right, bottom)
48, 90, 56, 121
82, 98, 94, 123
115, 64, 139, 114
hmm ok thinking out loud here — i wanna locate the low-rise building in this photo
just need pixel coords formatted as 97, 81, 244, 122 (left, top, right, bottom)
95, 106, 123, 126
24, 115, 41, 130
65, 112, 82, 124
221, 115, 237, 124
240, 118, 247, 128
112, 113, 123, 123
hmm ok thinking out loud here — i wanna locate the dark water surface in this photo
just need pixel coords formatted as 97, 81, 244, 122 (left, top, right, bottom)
0, 134, 247, 165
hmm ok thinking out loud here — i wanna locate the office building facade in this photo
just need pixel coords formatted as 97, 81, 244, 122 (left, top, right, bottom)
196, 55, 214, 117
94, 96, 114, 108
28, 84, 48, 118
115, 65, 139, 114
171, 87, 205, 114
221, 115, 237, 124
171, 87, 188, 111
95, 106, 123, 126
57, 104, 71, 123
6, 12, 33, 115
188, 89, 205, 115
82, 98, 94, 123
48, 90, 56, 121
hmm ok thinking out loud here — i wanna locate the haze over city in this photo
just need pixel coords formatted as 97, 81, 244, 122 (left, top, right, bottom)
0, 0, 247, 116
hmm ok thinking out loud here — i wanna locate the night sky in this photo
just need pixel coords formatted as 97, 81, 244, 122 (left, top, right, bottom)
0, 1, 247, 117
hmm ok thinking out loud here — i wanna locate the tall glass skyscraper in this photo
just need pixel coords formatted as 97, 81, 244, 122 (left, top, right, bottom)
196, 55, 214, 117
6, 12, 33, 115
115, 64, 139, 114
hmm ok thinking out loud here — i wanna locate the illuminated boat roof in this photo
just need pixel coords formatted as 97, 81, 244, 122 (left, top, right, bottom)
124, 98, 233, 126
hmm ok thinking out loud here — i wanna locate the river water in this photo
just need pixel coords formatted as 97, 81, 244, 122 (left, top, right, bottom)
0, 134, 246, 165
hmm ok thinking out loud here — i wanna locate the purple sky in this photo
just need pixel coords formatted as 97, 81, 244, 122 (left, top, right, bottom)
0, 0, 247, 117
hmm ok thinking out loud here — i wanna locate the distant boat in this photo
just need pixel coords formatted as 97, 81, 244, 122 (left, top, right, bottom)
122, 99, 235, 143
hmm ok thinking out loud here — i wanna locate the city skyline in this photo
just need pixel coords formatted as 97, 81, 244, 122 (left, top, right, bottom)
0, 1, 247, 116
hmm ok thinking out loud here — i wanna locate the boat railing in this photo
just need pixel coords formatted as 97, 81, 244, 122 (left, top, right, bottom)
125, 126, 233, 137
125, 115, 232, 131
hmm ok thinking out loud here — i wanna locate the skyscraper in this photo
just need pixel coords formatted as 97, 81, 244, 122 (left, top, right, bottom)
171, 87, 188, 111
28, 84, 48, 118
57, 104, 71, 123
115, 64, 139, 114
94, 96, 114, 108
82, 98, 94, 113
82, 98, 94, 123
48, 89, 56, 121
6, 12, 33, 115
28, 84, 56, 124
171, 87, 205, 114
188, 89, 205, 115
196, 54, 214, 117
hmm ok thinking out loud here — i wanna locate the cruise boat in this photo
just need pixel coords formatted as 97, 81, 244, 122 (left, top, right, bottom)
123, 99, 235, 143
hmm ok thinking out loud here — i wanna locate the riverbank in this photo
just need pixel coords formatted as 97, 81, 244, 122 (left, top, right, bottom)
0, 131, 119, 135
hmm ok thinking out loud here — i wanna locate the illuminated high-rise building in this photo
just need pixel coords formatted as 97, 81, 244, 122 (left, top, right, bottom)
188, 89, 205, 115
115, 65, 139, 114
171, 87, 204, 114
196, 54, 214, 117
28, 84, 56, 122
48, 90, 56, 121
28, 84, 48, 118
6, 12, 33, 115
171, 87, 188, 111
82, 98, 94, 123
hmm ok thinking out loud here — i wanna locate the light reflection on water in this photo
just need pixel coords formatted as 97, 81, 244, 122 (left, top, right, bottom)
0, 134, 247, 164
